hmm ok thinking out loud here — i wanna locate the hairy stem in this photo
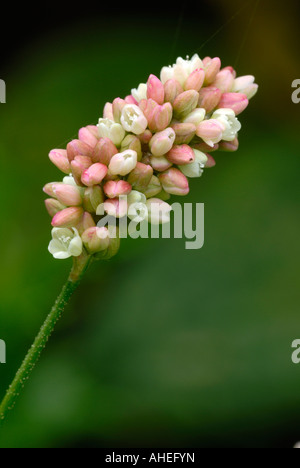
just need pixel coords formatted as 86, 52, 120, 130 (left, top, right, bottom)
0, 253, 92, 424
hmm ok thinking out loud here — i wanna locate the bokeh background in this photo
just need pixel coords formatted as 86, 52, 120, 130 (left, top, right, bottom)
0, 0, 300, 448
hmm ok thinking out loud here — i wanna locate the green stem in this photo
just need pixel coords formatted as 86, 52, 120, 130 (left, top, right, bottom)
0, 253, 92, 424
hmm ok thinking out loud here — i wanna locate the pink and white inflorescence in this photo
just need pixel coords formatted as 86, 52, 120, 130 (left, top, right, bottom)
44, 54, 258, 260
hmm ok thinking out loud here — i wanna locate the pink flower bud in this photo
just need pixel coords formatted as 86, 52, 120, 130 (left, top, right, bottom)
103, 180, 132, 199
138, 130, 153, 145
83, 185, 104, 212
112, 97, 126, 123
150, 156, 172, 172
45, 199, 66, 217
159, 168, 189, 196
49, 149, 71, 174
196, 120, 224, 147
86, 125, 99, 138
125, 95, 138, 105
166, 144, 195, 165
126, 162, 153, 191
81, 163, 108, 187
82, 227, 110, 254
202, 56, 212, 66
51, 207, 84, 228
71, 156, 92, 185
171, 123, 196, 145
197, 86, 222, 113
103, 198, 128, 218
108, 150, 138, 176
163, 79, 183, 103
74, 156, 92, 168
92, 137, 118, 165
52, 183, 82, 206
205, 154, 216, 168
43, 182, 59, 198
103, 102, 114, 120
149, 128, 176, 157
184, 69, 205, 92
78, 127, 99, 147
204, 57, 221, 85
147, 103, 173, 132
213, 69, 235, 93
67, 139, 93, 162
147, 74, 165, 104
139, 98, 158, 122
222, 66, 236, 78
173, 90, 199, 118
218, 137, 239, 152
217, 93, 249, 115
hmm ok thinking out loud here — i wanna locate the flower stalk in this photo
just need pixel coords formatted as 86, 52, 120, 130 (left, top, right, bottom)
0, 253, 92, 424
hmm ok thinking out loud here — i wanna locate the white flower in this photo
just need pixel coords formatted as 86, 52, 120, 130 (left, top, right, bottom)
160, 54, 204, 86
149, 128, 176, 157
183, 108, 206, 126
108, 150, 138, 176
97, 118, 125, 146
120, 104, 148, 135
48, 227, 83, 260
212, 108, 241, 142
232, 75, 258, 98
179, 150, 208, 178
62, 175, 77, 186
131, 83, 147, 102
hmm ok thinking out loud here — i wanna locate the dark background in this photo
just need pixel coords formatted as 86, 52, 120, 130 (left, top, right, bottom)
0, 0, 300, 448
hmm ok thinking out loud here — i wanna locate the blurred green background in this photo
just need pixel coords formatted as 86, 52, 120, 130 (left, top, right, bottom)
0, 0, 300, 448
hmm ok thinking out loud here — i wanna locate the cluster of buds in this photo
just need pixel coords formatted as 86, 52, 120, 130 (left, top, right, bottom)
44, 54, 258, 260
